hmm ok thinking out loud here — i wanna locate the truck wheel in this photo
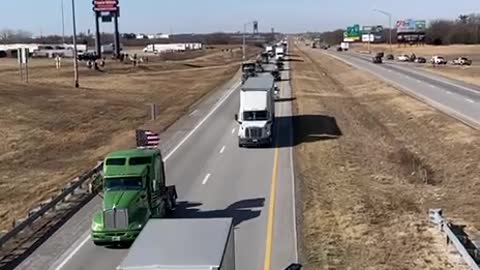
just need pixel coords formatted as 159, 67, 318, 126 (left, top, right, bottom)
238, 142, 243, 148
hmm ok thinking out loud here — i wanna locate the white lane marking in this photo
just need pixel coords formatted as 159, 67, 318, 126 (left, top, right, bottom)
466, 98, 475, 103
231, 128, 236, 134
429, 85, 436, 88
388, 69, 393, 73
189, 109, 198, 116
202, 173, 211, 185
446, 91, 452, 95
163, 81, 240, 161
52, 232, 90, 270
52, 80, 241, 270
219, 145, 226, 154
416, 79, 421, 83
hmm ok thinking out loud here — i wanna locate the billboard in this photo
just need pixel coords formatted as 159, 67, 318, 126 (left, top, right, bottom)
362, 25, 384, 34
361, 25, 384, 43
396, 19, 426, 33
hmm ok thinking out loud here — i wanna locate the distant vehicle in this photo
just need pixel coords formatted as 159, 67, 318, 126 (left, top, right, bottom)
431, 56, 447, 65
275, 47, 285, 61
276, 60, 284, 71
414, 57, 427, 63
336, 47, 343, 52
78, 51, 99, 61
386, 54, 394, 60
452, 57, 472, 66
274, 85, 280, 100
91, 147, 177, 246
340, 42, 349, 51
236, 76, 275, 147
241, 61, 257, 84
271, 69, 281, 81
397, 55, 410, 62
376, 52, 385, 58
372, 56, 383, 64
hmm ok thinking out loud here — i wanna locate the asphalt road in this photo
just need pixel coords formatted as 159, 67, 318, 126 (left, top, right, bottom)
16, 59, 297, 270
325, 49, 480, 128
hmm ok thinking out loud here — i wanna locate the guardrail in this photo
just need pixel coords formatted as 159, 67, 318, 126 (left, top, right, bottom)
429, 209, 480, 270
0, 162, 103, 248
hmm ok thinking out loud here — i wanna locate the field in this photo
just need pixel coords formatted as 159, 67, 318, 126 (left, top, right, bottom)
293, 44, 480, 269
352, 43, 480, 86
0, 45, 261, 231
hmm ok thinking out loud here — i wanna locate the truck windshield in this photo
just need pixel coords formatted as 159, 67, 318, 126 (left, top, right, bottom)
105, 177, 143, 190
243, 111, 268, 121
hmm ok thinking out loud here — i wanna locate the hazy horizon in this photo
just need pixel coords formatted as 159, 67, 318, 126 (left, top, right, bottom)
1, 0, 479, 35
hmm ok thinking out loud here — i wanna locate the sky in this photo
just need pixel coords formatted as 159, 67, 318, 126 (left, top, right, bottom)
0, 0, 479, 35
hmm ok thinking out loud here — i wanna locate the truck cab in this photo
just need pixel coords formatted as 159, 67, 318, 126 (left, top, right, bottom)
91, 148, 176, 246
236, 76, 275, 147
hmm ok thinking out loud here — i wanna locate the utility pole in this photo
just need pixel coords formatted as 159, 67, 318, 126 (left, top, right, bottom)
61, 0, 66, 44
242, 21, 255, 61
71, 0, 79, 88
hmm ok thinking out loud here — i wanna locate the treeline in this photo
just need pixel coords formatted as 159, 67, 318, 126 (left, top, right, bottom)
428, 14, 480, 45
0, 28, 275, 46
316, 13, 480, 46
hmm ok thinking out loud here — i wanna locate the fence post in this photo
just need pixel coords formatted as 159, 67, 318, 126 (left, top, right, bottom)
151, 104, 157, 120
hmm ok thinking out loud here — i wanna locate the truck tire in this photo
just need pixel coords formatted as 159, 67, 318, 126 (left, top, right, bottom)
238, 142, 243, 148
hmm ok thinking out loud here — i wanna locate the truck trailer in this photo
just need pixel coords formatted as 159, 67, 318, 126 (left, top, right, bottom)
117, 218, 235, 270
236, 75, 275, 147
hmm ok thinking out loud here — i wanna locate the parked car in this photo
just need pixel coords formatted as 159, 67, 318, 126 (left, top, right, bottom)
431, 56, 447, 65
386, 54, 394, 60
397, 55, 410, 62
414, 57, 427, 63
452, 57, 472, 66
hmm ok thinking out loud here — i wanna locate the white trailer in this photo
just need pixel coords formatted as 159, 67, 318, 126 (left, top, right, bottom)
340, 42, 350, 51
236, 75, 275, 147
117, 218, 235, 270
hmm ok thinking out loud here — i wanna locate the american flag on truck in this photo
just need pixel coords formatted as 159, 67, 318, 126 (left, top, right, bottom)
136, 129, 160, 148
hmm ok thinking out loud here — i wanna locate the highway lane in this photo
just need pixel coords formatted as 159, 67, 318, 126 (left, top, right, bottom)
324, 49, 480, 128
17, 59, 297, 270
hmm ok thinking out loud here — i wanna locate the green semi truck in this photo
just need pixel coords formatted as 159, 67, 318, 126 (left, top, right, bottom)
90, 148, 177, 246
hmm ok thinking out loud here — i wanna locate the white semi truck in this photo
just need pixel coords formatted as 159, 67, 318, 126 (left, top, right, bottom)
275, 47, 285, 61
117, 218, 235, 270
236, 75, 275, 147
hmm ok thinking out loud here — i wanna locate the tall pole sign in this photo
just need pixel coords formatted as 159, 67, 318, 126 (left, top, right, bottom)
92, 0, 121, 58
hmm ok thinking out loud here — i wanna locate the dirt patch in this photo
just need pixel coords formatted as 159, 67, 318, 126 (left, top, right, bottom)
293, 44, 478, 269
0, 45, 261, 231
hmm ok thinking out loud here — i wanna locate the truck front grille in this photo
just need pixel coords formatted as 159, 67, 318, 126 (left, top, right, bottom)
103, 209, 129, 230
246, 127, 262, 138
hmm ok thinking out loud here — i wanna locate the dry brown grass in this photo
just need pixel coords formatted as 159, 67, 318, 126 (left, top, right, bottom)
293, 44, 478, 269
0, 45, 261, 231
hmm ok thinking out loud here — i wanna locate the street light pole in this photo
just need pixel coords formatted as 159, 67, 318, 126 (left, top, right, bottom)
71, 0, 79, 88
373, 9, 393, 54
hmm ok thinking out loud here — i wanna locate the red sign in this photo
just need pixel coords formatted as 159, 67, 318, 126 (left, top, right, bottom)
93, 0, 118, 12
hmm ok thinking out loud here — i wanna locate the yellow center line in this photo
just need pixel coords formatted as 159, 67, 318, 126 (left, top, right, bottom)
264, 148, 279, 270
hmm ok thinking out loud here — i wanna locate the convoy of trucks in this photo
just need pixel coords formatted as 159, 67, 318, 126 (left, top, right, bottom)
90, 148, 177, 246
87, 39, 290, 269
236, 75, 276, 147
